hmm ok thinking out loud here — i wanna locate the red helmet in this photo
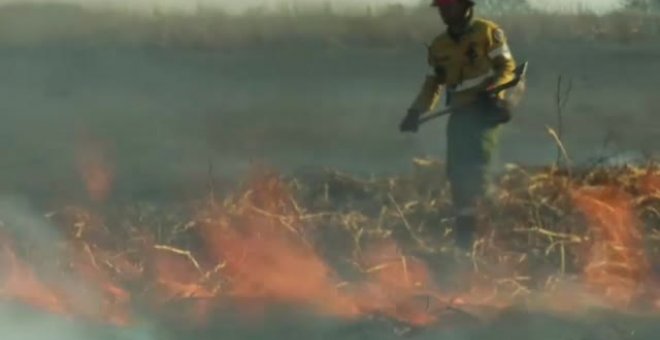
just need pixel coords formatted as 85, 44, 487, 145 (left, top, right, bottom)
431, 0, 474, 6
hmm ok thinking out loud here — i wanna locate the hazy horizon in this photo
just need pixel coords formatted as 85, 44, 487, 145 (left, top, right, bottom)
0, 0, 625, 14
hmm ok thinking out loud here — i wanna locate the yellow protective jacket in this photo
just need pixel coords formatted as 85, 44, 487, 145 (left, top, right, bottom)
409, 18, 516, 112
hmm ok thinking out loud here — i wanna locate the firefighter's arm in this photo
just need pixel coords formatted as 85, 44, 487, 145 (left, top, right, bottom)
408, 48, 447, 113
486, 26, 516, 91
408, 73, 443, 113
400, 50, 446, 132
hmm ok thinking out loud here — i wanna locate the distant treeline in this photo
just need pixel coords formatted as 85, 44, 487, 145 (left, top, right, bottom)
0, 2, 658, 48
626, 0, 660, 11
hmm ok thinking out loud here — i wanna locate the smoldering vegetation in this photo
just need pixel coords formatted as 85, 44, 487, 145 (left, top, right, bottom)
0, 163, 658, 340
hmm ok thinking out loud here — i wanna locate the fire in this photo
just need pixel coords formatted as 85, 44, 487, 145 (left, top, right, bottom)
198, 174, 441, 325
150, 247, 215, 301
66, 242, 133, 326
75, 133, 114, 202
202, 217, 359, 318
147, 245, 218, 327
0, 163, 657, 332
640, 170, 660, 194
0, 226, 134, 326
0, 235, 66, 315
353, 241, 439, 326
0, 173, 509, 330
571, 186, 650, 308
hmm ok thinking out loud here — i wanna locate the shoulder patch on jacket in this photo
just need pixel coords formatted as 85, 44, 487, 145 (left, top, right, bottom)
492, 28, 505, 44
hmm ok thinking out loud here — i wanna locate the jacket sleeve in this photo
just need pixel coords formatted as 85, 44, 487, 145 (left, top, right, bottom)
486, 25, 516, 91
408, 47, 446, 113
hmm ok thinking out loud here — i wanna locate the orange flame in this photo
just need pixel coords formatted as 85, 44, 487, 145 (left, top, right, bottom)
354, 241, 438, 325
201, 214, 359, 318
151, 249, 214, 301
640, 171, 660, 194
197, 174, 442, 325
76, 135, 114, 202
66, 242, 133, 326
0, 235, 67, 315
147, 246, 218, 327
200, 216, 447, 325
1, 170, 657, 331
0, 230, 135, 326
571, 186, 650, 308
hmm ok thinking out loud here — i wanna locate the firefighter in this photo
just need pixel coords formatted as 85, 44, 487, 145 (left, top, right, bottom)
399, 0, 517, 250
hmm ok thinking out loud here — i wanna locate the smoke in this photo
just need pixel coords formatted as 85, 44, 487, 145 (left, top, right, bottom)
527, 0, 622, 13
0, 0, 624, 14
0, 197, 160, 340
0, 0, 408, 14
0, 304, 158, 340
0, 197, 61, 255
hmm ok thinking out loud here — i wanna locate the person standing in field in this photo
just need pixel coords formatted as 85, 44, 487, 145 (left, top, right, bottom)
399, 0, 517, 251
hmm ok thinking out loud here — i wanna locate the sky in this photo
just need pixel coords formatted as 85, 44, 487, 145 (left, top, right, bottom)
0, 0, 625, 14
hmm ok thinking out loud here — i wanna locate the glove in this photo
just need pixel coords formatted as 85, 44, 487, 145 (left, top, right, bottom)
478, 91, 512, 125
399, 109, 422, 133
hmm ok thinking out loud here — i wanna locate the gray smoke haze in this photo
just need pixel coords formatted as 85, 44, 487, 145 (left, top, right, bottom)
0, 0, 624, 13
0, 196, 161, 340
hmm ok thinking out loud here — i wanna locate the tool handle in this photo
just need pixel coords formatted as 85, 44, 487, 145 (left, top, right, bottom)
416, 62, 528, 126
417, 107, 452, 124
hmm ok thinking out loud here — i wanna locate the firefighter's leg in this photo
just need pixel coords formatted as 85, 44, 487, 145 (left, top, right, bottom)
446, 110, 500, 250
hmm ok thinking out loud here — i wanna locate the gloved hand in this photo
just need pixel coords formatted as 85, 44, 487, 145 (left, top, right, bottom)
399, 109, 422, 133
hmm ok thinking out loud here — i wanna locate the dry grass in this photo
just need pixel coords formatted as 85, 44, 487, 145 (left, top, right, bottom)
45, 161, 660, 308
0, 158, 659, 334
287, 160, 660, 276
